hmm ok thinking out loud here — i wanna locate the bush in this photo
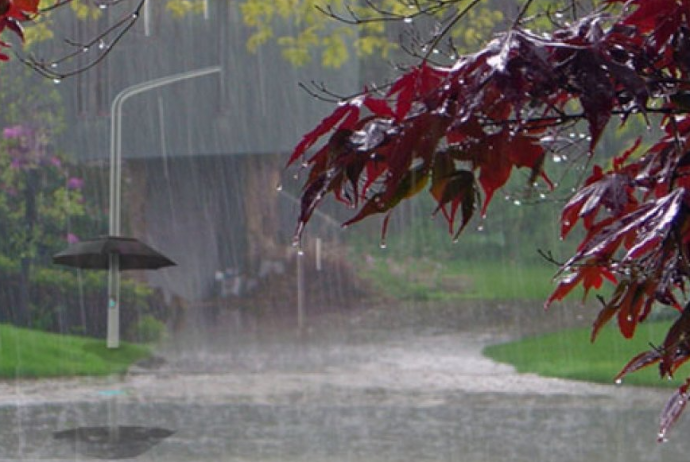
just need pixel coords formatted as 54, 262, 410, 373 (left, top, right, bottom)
0, 265, 169, 340
126, 314, 168, 344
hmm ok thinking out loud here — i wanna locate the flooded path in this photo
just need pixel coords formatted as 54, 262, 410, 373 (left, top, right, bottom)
0, 302, 686, 461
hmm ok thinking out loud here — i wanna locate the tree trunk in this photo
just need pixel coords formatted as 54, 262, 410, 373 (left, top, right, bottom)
242, 155, 283, 275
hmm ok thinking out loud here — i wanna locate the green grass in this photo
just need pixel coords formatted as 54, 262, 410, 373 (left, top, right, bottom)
360, 257, 558, 301
0, 324, 151, 378
484, 321, 685, 388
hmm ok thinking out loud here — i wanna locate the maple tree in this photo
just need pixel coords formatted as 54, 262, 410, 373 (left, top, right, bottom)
288, 0, 690, 441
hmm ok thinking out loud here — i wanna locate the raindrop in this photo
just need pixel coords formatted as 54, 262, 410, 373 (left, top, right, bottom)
82, 47, 89, 53
477, 224, 484, 232
553, 155, 563, 163
98, 3, 108, 9
52, 78, 62, 85
50, 62, 58, 69
379, 241, 387, 249
404, 17, 413, 24
98, 40, 108, 50
131, 12, 139, 19
513, 200, 522, 206
275, 183, 283, 192
297, 248, 305, 256
614, 378, 622, 385
658, 432, 668, 443
539, 193, 547, 200
554, 12, 564, 19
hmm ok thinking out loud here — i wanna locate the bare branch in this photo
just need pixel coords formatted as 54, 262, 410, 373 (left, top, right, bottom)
19, 0, 145, 80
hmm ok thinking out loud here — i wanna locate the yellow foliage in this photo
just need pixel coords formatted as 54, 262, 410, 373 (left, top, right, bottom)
70, 0, 102, 21
23, 19, 55, 48
356, 36, 397, 59
321, 31, 352, 68
166, 0, 205, 18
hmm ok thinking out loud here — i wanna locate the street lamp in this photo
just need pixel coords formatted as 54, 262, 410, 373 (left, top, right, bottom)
107, 66, 222, 348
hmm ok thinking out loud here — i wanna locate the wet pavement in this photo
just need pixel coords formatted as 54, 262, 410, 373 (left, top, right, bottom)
0, 302, 686, 461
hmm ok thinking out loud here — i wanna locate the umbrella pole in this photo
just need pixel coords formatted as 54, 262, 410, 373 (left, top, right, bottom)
107, 254, 121, 349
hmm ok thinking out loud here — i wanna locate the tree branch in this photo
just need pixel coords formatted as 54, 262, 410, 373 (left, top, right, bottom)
18, 0, 146, 80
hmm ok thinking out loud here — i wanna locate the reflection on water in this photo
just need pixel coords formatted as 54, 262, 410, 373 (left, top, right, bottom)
0, 303, 687, 461
53, 426, 174, 459
0, 399, 688, 461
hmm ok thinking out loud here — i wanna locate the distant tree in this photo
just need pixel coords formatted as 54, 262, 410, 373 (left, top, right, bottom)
0, 69, 87, 325
239, 0, 506, 67
288, 0, 690, 440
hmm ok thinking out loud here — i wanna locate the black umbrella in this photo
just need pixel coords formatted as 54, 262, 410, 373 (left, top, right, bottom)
53, 235, 175, 348
52, 236, 176, 271
54, 426, 174, 459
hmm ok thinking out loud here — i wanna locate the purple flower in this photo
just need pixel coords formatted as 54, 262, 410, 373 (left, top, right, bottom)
67, 233, 79, 244
50, 157, 62, 168
67, 177, 84, 190
3, 125, 30, 139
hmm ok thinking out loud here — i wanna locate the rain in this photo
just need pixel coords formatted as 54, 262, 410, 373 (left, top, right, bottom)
0, 1, 687, 461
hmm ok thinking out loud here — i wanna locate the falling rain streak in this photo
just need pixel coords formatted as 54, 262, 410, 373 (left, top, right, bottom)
0, 1, 686, 461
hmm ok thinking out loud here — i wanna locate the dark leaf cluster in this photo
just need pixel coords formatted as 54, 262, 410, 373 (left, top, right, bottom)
289, 0, 690, 439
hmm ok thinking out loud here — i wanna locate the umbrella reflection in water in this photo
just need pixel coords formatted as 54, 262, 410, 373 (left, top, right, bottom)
53, 425, 174, 459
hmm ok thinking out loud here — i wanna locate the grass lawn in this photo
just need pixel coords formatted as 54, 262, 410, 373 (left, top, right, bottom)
360, 257, 559, 301
0, 324, 151, 379
483, 320, 686, 388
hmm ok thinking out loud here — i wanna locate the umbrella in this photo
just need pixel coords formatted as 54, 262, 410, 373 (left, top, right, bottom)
52, 236, 176, 271
54, 426, 174, 459
53, 235, 175, 348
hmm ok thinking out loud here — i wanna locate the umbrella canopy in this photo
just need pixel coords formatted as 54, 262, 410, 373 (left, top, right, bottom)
54, 426, 174, 459
52, 236, 176, 271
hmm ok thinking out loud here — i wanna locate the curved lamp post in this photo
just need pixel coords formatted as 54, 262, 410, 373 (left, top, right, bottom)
107, 66, 222, 348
